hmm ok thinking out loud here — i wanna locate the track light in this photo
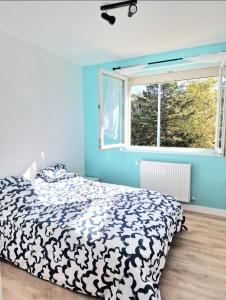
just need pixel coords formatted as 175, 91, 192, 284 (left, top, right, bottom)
101, 12, 116, 25
128, 3, 137, 17
100, 0, 138, 25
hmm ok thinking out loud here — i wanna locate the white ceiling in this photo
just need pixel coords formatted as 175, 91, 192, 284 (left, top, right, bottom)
0, 1, 226, 66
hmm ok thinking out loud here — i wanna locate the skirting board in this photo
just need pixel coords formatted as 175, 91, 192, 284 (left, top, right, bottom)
0, 267, 3, 300
183, 204, 226, 218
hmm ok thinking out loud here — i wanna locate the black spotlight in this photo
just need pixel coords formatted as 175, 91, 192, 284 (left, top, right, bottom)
128, 3, 137, 17
101, 12, 116, 25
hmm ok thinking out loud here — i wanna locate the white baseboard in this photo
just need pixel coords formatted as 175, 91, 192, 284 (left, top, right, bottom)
183, 204, 226, 217
0, 266, 3, 300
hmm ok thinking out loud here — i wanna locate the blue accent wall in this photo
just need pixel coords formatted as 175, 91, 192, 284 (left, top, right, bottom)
83, 42, 226, 210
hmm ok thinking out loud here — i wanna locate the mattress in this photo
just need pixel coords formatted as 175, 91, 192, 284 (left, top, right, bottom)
0, 173, 183, 299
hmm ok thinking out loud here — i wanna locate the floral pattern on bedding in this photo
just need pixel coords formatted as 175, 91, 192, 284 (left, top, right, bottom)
0, 173, 183, 300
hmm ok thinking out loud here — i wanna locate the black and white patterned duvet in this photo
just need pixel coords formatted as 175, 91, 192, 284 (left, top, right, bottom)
0, 172, 183, 300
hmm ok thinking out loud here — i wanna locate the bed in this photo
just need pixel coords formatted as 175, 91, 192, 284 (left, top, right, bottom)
0, 164, 184, 300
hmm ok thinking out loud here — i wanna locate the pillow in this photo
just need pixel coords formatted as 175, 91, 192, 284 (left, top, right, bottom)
36, 164, 77, 183
0, 176, 28, 192
40, 163, 66, 172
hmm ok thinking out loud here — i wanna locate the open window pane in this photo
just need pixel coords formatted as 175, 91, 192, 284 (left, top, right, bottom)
131, 84, 158, 146
216, 60, 226, 155
218, 90, 224, 150
160, 78, 218, 148
99, 69, 127, 150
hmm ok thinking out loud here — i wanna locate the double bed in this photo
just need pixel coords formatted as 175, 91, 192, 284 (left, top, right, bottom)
0, 164, 184, 300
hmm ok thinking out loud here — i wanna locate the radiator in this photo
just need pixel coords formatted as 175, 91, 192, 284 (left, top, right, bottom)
140, 160, 191, 202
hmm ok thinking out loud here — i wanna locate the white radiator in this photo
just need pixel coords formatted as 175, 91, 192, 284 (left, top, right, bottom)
140, 160, 191, 202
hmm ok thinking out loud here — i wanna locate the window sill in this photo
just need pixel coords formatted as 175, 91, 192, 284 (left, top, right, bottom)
121, 146, 219, 156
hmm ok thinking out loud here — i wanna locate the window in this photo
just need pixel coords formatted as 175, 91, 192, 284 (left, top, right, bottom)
131, 77, 218, 149
99, 53, 226, 155
216, 59, 226, 155
99, 68, 128, 149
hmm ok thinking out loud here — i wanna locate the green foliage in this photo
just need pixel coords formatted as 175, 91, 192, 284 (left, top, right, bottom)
131, 78, 217, 148
131, 84, 158, 146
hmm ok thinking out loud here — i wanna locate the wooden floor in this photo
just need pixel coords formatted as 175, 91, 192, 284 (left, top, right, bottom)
1, 211, 226, 300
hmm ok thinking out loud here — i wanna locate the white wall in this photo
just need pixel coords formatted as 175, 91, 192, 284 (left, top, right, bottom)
0, 30, 84, 178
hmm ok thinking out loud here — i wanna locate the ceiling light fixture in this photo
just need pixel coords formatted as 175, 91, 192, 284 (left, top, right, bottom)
128, 3, 137, 17
101, 12, 116, 25
100, 0, 138, 25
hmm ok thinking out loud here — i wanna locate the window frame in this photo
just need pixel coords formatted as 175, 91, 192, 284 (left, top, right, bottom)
215, 57, 226, 155
128, 69, 220, 152
99, 65, 225, 155
98, 68, 129, 150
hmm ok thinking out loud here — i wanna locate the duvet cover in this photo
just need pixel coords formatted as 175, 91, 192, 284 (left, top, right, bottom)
0, 166, 183, 300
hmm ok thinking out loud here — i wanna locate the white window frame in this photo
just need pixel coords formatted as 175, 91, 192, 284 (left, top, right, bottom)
99, 65, 226, 155
130, 67, 219, 86
129, 67, 220, 151
98, 68, 129, 150
223, 66, 226, 157
215, 57, 226, 156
